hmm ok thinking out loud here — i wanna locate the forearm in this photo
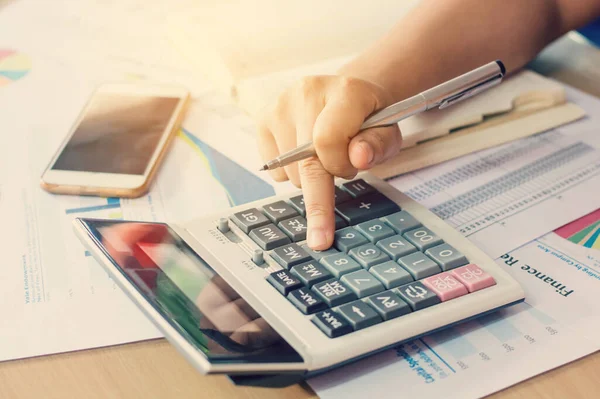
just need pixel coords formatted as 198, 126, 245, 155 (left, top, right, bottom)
340, 0, 600, 101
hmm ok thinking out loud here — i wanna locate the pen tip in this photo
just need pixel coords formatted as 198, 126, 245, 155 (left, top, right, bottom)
259, 165, 267, 171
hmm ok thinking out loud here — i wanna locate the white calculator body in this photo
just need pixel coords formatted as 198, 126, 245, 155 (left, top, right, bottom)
73, 173, 524, 379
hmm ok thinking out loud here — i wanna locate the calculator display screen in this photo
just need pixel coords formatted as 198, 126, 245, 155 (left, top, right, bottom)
84, 219, 302, 363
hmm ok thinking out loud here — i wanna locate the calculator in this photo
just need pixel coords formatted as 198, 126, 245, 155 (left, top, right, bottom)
73, 173, 524, 380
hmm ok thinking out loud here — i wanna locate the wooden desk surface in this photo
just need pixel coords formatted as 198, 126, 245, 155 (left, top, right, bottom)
1, 338, 600, 399
1, 35, 599, 399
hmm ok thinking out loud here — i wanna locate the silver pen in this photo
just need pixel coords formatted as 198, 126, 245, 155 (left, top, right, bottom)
259, 60, 506, 171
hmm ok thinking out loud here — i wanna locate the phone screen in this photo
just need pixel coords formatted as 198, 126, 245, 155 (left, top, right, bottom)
52, 93, 181, 175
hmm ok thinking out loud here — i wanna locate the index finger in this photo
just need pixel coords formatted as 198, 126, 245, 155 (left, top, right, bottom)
299, 156, 335, 250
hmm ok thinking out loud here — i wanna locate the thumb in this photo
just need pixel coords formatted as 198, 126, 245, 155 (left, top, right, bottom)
348, 125, 402, 170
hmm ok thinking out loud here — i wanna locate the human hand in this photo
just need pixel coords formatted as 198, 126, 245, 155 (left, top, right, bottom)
257, 75, 402, 250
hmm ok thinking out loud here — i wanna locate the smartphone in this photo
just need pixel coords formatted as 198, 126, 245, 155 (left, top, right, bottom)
41, 83, 190, 198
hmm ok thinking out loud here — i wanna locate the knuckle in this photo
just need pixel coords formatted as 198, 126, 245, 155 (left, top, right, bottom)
305, 203, 331, 219
323, 163, 355, 179
313, 129, 338, 150
338, 76, 361, 94
299, 158, 329, 180
270, 170, 288, 183
272, 92, 290, 118
297, 76, 320, 98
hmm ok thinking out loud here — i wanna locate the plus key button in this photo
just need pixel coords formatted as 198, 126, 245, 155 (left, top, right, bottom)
336, 192, 400, 225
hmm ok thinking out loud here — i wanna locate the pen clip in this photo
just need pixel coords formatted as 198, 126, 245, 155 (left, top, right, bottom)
438, 74, 503, 109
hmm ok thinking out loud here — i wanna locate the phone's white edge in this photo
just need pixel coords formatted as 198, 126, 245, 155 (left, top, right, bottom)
72, 219, 308, 374
41, 83, 190, 190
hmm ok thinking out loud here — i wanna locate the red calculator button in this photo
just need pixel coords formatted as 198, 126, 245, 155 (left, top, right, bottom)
451, 264, 496, 292
422, 273, 468, 301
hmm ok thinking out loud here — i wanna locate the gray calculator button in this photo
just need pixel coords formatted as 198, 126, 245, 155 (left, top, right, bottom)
403, 227, 444, 251
394, 281, 441, 311
301, 244, 339, 260
341, 179, 375, 198
376, 235, 417, 260
312, 309, 353, 338
312, 279, 357, 307
278, 216, 308, 242
320, 253, 362, 278
262, 201, 298, 223
398, 252, 441, 280
231, 208, 270, 233
288, 195, 306, 216
334, 186, 353, 204
340, 269, 385, 298
336, 192, 400, 225
381, 211, 421, 234
334, 227, 369, 252
369, 261, 414, 289
334, 214, 349, 230
291, 261, 332, 287
267, 270, 303, 295
270, 244, 312, 269
355, 220, 395, 243
425, 243, 469, 271
365, 290, 411, 321
349, 243, 390, 268
249, 224, 291, 250
288, 288, 327, 314
337, 300, 382, 330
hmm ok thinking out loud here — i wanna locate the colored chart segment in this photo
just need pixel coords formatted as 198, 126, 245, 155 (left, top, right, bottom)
554, 208, 600, 249
179, 128, 275, 206
0, 49, 31, 85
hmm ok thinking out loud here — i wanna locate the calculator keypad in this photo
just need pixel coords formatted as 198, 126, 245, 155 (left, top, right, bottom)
288, 288, 327, 314
422, 272, 468, 302
369, 261, 413, 289
320, 253, 362, 278
267, 269, 303, 295
349, 243, 390, 268
312, 279, 357, 307
288, 195, 306, 216
262, 201, 299, 223
355, 220, 395, 243
398, 252, 441, 279
290, 261, 332, 287
381, 211, 422, 234
404, 227, 444, 251
365, 290, 411, 321
425, 243, 468, 271
301, 244, 339, 260
394, 281, 441, 311
231, 208, 270, 233
249, 224, 291, 250
341, 269, 385, 298
334, 227, 369, 252
278, 216, 308, 242
451, 264, 496, 292
336, 192, 400, 225
231, 178, 497, 338
270, 244, 312, 269
337, 300, 382, 330
341, 179, 375, 198
376, 235, 416, 260
312, 310, 353, 338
